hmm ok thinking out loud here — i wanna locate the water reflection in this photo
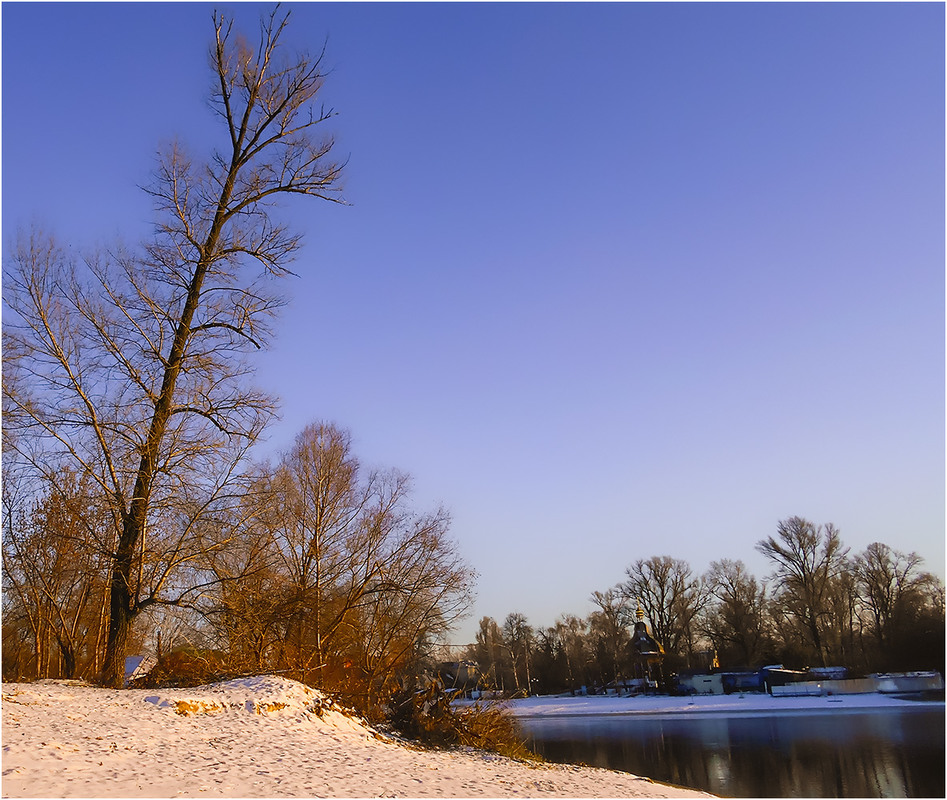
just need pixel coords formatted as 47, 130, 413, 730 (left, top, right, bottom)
521, 709, 944, 798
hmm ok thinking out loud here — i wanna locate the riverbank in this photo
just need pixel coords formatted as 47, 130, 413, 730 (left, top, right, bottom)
504, 690, 945, 719
1, 676, 712, 798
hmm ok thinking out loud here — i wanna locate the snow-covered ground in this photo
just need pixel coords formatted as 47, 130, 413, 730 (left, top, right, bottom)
505, 689, 943, 718
1, 676, 712, 798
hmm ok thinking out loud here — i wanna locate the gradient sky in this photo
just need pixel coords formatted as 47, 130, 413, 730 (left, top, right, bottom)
3, 2, 944, 645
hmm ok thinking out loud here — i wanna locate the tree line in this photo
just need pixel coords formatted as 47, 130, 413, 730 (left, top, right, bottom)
462, 518, 944, 696
2, 421, 475, 714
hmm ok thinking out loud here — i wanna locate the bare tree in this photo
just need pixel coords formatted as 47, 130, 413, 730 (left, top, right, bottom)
1, 470, 113, 679
552, 614, 591, 695
2, 8, 344, 686
502, 612, 535, 695
195, 477, 292, 674
472, 617, 511, 692
621, 556, 706, 667
217, 421, 474, 707
588, 589, 631, 687
700, 559, 770, 667
258, 423, 407, 685
824, 564, 861, 667
346, 505, 475, 709
854, 542, 938, 661
756, 516, 849, 667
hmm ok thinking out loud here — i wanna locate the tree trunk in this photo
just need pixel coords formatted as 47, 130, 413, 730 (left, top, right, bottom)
100, 564, 133, 686
807, 614, 827, 667
57, 636, 77, 679
90, 588, 110, 680
98, 204, 223, 686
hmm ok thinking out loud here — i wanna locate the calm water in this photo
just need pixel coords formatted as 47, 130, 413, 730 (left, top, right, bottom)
520, 707, 945, 798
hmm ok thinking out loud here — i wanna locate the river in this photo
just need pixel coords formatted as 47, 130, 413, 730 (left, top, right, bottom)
513, 699, 944, 798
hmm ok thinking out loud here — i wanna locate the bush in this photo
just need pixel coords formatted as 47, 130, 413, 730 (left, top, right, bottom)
131, 647, 230, 688
387, 678, 537, 761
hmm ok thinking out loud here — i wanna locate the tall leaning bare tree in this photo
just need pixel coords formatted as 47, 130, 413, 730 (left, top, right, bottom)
2, 8, 344, 686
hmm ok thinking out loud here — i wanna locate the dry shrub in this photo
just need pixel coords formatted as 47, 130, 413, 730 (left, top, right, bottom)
172, 699, 225, 716
388, 679, 537, 761
256, 701, 288, 713
132, 648, 229, 688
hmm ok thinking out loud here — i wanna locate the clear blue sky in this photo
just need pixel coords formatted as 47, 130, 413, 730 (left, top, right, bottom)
3, 2, 944, 645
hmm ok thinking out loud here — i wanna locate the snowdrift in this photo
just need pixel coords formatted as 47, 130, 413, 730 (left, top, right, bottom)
139, 674, 377, 736
1, 675, 711, 798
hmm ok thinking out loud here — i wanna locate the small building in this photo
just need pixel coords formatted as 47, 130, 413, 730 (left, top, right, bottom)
677, 673, 724, 695
436, 661, 481, 696
761, 665, 808, 694
720, 671, 764, 693
808, 666, 848, 681
871, 671, 943, 694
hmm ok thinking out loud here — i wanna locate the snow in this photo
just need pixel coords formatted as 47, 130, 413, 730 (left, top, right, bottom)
505, 690, 942, 719
1, 676, 712, 798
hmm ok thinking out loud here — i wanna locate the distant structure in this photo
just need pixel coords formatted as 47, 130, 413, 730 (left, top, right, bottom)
630, 603, 664, 688
435, 660, 481, 697
123, 654, 155, 686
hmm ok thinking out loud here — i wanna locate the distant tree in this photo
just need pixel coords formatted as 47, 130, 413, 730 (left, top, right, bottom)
888, 578, 945, 674
700, 559, 771, 667
621, 556, 707, 668
824, 564, 861, 667
854, 542, 943, 670
756, 517, 849, 667
588, 589, 632, 687
531, 627, 563, 695
502, 612, 535, 694
530, 614, 590, 695
471, 616, 514, 692
556, 614, 592, 693
2, 8, 344, 686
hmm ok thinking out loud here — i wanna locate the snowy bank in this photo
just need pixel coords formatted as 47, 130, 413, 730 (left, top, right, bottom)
506, 690, 944, 719
1, 676, 712, 798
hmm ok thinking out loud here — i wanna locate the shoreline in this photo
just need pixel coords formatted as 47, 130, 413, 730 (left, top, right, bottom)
504, 690, 946, 719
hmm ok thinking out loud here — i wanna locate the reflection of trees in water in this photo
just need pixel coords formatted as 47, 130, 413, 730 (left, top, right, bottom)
777, 719, 907, 798
524, 711, 942, 798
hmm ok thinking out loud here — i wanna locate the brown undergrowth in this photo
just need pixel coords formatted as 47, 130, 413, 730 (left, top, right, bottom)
387, 679, 539, 762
